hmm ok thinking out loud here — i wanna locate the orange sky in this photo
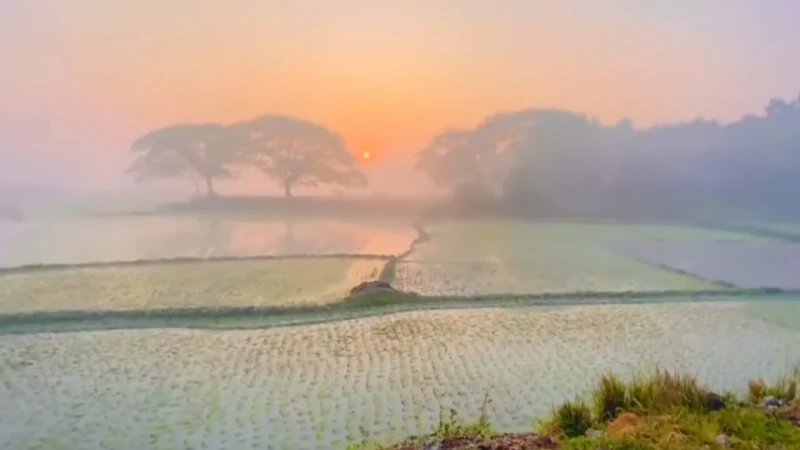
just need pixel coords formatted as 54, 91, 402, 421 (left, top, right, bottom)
2, 0, 800, 193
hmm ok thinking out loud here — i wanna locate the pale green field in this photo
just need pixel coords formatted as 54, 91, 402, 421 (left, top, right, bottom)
2, 301, 799, 450
0, 220, 772, 314
0, 258, 384, 314
394, 220, 762, 296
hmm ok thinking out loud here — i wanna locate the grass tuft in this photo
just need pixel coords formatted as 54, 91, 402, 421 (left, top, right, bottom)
769, 367, 799, 402
547, 399, 593, 438
593, 373, 627, 421
626, 368, 711, 414
356, 366, 800, 449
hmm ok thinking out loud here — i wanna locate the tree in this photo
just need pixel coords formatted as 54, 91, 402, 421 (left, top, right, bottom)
414, 129, 474, 187
415, 92, 800, 220
128, 123, 240, 197
414, 113, 532, 194
450, 181, 497, 215
234, 114, 367, 197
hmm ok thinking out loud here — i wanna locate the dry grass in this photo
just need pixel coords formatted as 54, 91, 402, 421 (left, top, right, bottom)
749, 366, 799, 404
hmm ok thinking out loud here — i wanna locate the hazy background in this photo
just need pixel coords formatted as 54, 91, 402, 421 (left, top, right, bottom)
3, 0, 800, 199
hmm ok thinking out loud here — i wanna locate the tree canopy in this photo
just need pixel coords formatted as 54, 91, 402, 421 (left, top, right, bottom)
128, 123, 239, 197
414, 92, 800, 220
128, 115, 367, 198
233, 114, 367, 198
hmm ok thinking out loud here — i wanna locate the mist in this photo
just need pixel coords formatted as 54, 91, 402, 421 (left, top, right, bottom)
418, 96, 800, 222
3, 0, 800, 213
6, 4, 800, 448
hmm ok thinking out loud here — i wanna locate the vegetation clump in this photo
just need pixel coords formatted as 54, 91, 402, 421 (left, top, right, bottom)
350, 368, 800, 449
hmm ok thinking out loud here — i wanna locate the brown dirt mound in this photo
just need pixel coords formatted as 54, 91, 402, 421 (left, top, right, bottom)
349, 280, 397, 296
387, 433, 559, 450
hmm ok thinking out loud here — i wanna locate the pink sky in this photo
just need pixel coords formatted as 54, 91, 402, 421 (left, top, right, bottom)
2, 0, 799, 194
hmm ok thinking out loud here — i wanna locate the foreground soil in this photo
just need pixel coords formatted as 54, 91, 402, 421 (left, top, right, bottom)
388, 433, 559, 449
380, 405, 800, 450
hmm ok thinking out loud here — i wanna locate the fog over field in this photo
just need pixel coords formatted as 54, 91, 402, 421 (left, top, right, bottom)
3, 1, 800, 449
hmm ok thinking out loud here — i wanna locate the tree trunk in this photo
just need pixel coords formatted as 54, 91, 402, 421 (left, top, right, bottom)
205, 176, 217, 197
283, 181, 293, 198
190, 176, 200, 198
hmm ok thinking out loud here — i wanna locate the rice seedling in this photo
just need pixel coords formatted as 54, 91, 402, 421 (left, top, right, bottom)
1, 302, 798, 448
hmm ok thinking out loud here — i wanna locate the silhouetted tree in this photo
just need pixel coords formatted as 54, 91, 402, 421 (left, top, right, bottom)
129, 123, 240, 197
234, 114, 367, 198
414, 129, 474, 187
415, 115, 525, 196
415, 91, 800, 220
450, 181, 497, 215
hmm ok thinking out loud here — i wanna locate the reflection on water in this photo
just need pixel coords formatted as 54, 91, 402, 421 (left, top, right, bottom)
0, 216, 417, 267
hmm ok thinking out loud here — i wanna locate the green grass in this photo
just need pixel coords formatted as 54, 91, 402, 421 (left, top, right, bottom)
349, 368, 800, 450
2, 290, 800, 335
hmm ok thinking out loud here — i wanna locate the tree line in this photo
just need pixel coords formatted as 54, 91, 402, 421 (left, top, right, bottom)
132, 93, 799, 220
128, 114, 367, 198
415, 92, 800, 220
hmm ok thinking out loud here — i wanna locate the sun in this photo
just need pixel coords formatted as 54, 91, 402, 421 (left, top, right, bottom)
362, 151, 371, 160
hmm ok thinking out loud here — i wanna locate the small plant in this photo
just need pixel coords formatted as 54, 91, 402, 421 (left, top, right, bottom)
594, 373, 627, 421
434, 408, 465, 439
552, 399, 593, 438
768, 368, 799, 403
748, 378, 768, 404
472, 393, 494, 437
426, 398, 494, 444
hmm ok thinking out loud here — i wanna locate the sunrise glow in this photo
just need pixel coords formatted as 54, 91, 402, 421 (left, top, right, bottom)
2, 1, 800, 191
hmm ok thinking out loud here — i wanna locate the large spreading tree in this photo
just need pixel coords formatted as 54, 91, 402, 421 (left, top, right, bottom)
233, 114, 367, 198
128, 123, 240, 197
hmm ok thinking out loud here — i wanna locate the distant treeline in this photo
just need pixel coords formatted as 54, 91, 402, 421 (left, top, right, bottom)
416, 93, 800, 221
132, 94, 800, 222
128, 114, 367, 199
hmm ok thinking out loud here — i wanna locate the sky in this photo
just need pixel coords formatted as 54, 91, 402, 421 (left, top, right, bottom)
2, 0, 800, 194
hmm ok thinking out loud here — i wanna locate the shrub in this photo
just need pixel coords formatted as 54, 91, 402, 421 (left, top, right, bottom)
449, 182, 498, 215
552, 400, 593, 438
626, 369, 710, 413
594, 373, 627, 421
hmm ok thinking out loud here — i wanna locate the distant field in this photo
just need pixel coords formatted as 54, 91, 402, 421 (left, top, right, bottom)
0, 258, 384, 314
2, 301, 798, 449
739, 222, 800, 238
2, 219, 780, 314
0, 216, 416, 267
612, 239, 800, 290
393, 221, 761, 296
